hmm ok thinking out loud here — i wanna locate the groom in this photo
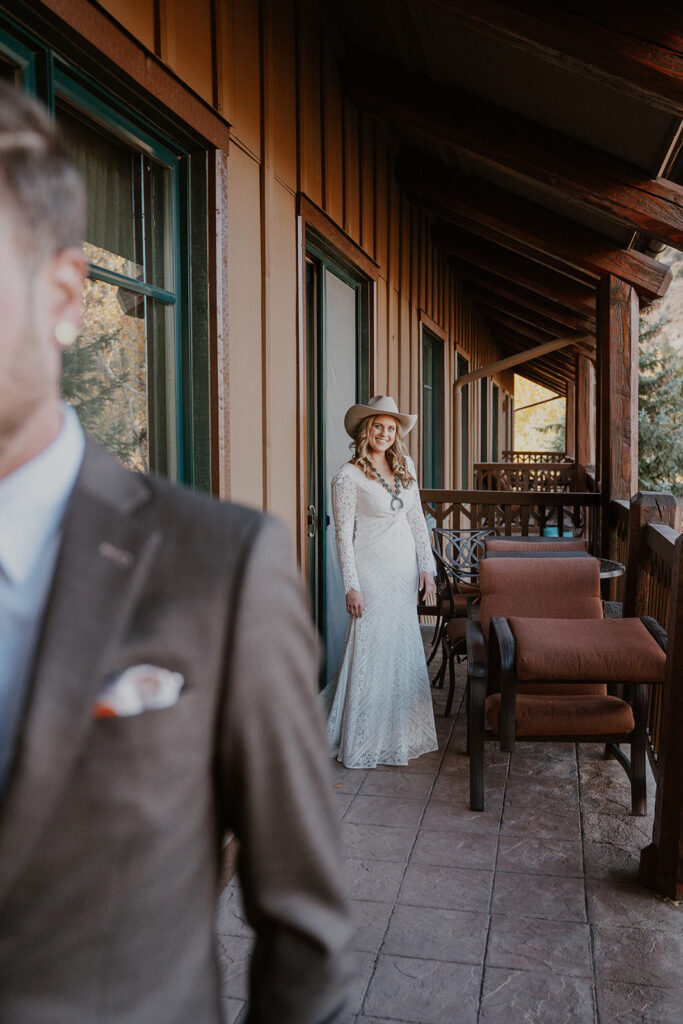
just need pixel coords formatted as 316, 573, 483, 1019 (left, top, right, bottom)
0, 85, 352, 1022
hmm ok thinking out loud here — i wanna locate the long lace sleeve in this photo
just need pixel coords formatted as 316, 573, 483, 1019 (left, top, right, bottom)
331, 468, 360, 593
404, 459, 436, 575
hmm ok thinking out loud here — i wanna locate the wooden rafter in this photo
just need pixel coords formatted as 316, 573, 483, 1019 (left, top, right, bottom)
425, 0, 683, 117
397, 155, 672, 301
436, 227, 598, 319
492, 327, 578, 390
470, 288, 586, 337
454, 335, 585, 388
342, 51, 683, 246
450, 259, 595, 333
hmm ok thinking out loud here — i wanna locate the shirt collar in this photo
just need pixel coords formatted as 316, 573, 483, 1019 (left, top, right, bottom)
0, 404, 85, 586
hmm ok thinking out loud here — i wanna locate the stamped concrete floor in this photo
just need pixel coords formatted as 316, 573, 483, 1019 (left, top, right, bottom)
217, 630, 682, 1023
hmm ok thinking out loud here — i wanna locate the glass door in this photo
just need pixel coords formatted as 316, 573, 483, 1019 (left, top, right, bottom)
305, 246, 369, 686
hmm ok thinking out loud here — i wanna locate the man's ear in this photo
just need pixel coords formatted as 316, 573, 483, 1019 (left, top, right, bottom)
47, 246, 87, 346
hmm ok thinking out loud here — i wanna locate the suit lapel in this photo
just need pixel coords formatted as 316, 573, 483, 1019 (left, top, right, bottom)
0, 443, 161, 905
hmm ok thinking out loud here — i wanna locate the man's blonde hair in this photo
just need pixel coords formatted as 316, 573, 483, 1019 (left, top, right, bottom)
0, 83, 85, 262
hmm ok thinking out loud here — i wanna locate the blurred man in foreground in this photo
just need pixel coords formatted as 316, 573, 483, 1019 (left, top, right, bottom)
0, 83, 352, 1024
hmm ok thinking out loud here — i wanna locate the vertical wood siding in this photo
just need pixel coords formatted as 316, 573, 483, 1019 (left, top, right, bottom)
92, 0, 508, 545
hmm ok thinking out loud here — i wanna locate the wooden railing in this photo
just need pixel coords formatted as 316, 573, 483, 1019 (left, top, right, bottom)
473, 462, 578, 492
420, 488, 600, 543
607, 493, 683, 899
501, 450, 571, 463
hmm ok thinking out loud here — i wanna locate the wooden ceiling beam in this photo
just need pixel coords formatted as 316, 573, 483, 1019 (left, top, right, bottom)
494, 326, 578, 378
449, 258, 595, 333
425, 0, 683, 117
470, 286, 589, 337
454, 334, 583, 387
342, 51, 683, 246
397, 155, 672, 301
436, 227, 597, 318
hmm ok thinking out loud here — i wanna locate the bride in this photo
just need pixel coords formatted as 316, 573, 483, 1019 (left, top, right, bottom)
323, 395, 439, 769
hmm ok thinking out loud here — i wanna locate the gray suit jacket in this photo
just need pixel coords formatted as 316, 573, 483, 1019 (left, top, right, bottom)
0, 441, 352, 1024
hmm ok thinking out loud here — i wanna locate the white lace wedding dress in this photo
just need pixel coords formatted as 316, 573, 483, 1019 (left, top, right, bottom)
322, 458, 438, 768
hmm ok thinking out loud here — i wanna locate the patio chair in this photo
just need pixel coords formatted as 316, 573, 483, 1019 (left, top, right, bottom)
419, 546, 468, 667
439, 615, 468, 717
434, 527, 492, 600
467, 557, 667, 814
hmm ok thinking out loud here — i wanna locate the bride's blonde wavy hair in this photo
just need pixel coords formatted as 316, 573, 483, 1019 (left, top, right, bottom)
351, 415, 415, 488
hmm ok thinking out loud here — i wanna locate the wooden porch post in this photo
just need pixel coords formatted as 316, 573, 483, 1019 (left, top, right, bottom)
565, 380, 576, 461
597, 275, 639, 554
575, 353, 593, 473
640, 530, 683, 900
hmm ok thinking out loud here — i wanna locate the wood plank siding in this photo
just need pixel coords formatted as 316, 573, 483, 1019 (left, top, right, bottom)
40, 0, 512, 551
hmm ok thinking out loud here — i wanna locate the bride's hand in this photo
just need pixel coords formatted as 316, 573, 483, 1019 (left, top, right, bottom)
419, 572, 435, 599
346, 589, 365, 618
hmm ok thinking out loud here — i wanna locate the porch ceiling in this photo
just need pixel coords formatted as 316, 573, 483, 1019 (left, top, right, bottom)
323, 0, 683, 394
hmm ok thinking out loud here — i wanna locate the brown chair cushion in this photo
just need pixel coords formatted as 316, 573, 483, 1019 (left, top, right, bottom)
479, 558, 602, 643
486, 537, 588, 552
509, 617, 667, 683
485, 693, 635, 736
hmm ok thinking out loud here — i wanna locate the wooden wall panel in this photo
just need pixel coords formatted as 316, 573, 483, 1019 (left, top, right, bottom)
343, 101, 360, 242
264, 183, 299, 536
321, 36, 344, 224
226, 145, 263, 508
162, 0, 214, 104
268, 0, 298, 191
360, 113, 375, 258
98, 0, 155, 50
225, 0, 262, 159
298, 14, 323, 207
375, 138, 389, 278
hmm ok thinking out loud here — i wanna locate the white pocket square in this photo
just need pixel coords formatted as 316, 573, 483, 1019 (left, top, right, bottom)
93, 664, 185, 719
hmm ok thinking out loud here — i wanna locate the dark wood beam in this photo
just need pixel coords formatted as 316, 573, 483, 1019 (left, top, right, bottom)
436, 227, 597, 319
425, 0, 683, 117
483, 331, 573, 391
454, 335, 585, 387
397, 155, 672, 301
493, 326, 578, 380
576, 353, 594, 469
469, 286, 590, 337
597, 274, 639, 552
343, 51, 683, 246
450, 259, 595, 333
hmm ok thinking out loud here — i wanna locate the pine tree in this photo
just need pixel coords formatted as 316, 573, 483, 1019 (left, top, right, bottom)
638, 315, 683, 497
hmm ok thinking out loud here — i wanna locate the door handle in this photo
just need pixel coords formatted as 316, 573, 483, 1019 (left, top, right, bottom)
307, 504, 318, 538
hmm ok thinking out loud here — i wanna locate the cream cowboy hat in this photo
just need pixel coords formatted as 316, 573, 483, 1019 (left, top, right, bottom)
344, 395, 417, 438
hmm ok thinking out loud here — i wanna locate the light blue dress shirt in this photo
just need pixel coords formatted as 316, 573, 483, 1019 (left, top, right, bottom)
0, 404, 85, 792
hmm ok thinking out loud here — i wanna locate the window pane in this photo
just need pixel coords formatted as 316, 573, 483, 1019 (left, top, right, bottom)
57, 101, 173, 290
61, 278, 176, 478
0, 53, 22, 84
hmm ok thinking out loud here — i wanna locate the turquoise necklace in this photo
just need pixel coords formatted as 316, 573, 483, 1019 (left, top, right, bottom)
373, 466, 403, 513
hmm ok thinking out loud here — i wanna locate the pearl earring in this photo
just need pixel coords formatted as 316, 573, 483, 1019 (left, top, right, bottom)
54, 320, 79, 347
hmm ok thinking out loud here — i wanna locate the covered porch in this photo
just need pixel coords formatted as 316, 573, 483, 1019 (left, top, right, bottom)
218, 642, 682, 1024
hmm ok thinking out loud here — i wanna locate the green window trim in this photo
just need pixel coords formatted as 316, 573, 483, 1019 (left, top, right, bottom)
0, 8, 210, 490
422, 328, 444, 489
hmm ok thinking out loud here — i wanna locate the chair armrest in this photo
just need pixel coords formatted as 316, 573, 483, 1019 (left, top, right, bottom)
466, 620, 486, 678
641, 615, 668, 654
490, 616, 515, 674
490, 617, 517, 751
